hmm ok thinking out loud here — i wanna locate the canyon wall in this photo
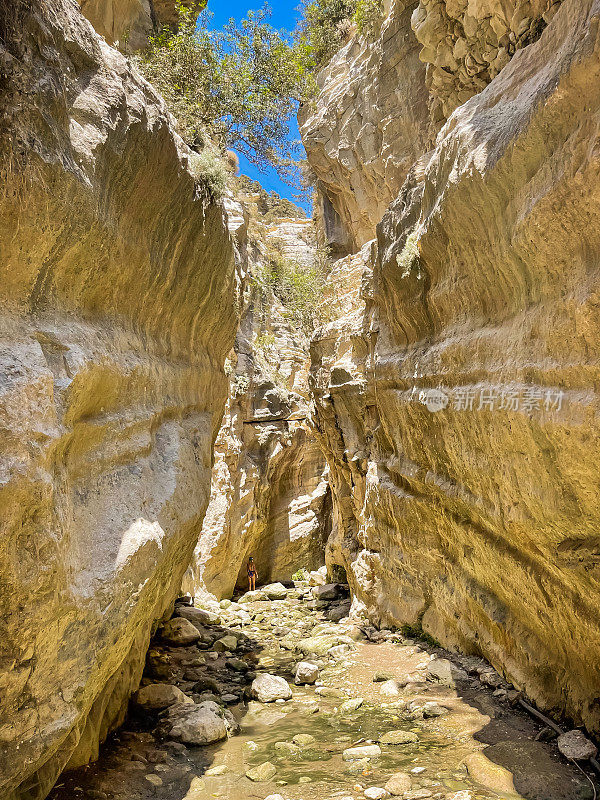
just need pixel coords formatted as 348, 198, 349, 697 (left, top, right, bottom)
306, 0, 600, 732
0, 2, 239, 798
183, 197, 330, 601
77, 0, 199, 50
299, 0, 431, 252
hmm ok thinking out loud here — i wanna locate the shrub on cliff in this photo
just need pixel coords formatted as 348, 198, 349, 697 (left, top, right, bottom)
296, 0, 384, 67
296, 0, 357, 67
354, 0, 384, 37
255, 244, 331, 337
189, 149, 229, 200
135, 2, 312, 175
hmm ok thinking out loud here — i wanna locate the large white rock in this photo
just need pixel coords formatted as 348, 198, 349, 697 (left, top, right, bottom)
342, 744, 382, 761
295, 661, 320, 685
263, 582, 288, 600
251, 673, 292, 702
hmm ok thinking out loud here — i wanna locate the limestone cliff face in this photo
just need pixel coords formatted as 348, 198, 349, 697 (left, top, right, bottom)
308, 0, 600, 732
77, 0, 198, 50
183, 200, 330, 601
411, 0, 563, 121
0, 2, 239, 798
299, 0, 431, 253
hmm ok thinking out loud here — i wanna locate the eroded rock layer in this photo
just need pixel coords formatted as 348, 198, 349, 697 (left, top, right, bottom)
308, 0, 600, 732
411, 0, 563, 122
299, 0, 431, 252
0, 2, 239, 798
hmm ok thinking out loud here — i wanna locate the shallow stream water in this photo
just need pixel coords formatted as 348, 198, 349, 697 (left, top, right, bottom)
49, 587, 596, 800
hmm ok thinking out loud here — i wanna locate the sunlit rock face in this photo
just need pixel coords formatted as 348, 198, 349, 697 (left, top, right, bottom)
0, 2, 239, 798
411, 0, 563, 122
183, 205, 329, 601
299, 0, 431, 252
77, 0, 200, 50
308, 0, 600, 732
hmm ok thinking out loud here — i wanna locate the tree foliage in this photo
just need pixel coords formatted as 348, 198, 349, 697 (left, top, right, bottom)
135, 2, 314, 173
295, 0, 384, 68
256, 244, 331, 337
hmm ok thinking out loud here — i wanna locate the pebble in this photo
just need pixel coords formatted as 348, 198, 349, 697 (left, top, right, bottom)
341, 697, 364, 713
246, 761, 278, 782
364, 788, 387, 799
343, 744, 382, 761
144, 774, 163, 786
293, 733, 316, 745
385, 771, 412, 796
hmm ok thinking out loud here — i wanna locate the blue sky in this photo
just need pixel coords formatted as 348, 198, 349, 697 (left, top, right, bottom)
207, 1, 311, 213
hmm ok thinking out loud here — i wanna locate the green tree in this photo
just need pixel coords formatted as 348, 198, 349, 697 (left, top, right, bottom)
296, 0, 357, 68
294, 0, 384, 69
135, 2, 313, 174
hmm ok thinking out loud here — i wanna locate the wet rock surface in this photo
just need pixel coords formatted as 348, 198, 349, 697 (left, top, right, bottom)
48, 582, 596, 800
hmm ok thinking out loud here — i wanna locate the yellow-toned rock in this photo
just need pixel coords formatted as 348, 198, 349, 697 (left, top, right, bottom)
308, 0, 600, 734
0, 1, 239, 798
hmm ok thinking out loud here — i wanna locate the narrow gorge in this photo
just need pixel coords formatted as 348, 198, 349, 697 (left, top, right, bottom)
2, 1, 600, 799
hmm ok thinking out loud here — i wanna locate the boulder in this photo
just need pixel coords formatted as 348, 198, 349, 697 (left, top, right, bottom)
245, 761, 277, 781
161, 618, 202, 646
293, 733, 316, 745
298, 634, 354, 657
342, 744, 382, 761
175, 606, 220, 626
426, 658, 468, 686
379, 730, 419, 745
341, 697, 364, 713
168, 702, 228, 745
385, 772, 412, 796
214, 634, 238, 652
364, 789, 387, 800
251, 673, 292, 702
274, 741, 301, 755
380, 679, 402, 698
309, 569, 327, 586
263, 582, 288, 600
133, 684, 193, 711
312, 583, 340, 600
422, 702, 448, 718
238, 590, 267, 603
557, 730, 598, 760
295, 661, 320, 685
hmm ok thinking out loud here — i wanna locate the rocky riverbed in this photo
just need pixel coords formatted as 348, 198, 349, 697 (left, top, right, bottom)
48, 578, 596, 800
